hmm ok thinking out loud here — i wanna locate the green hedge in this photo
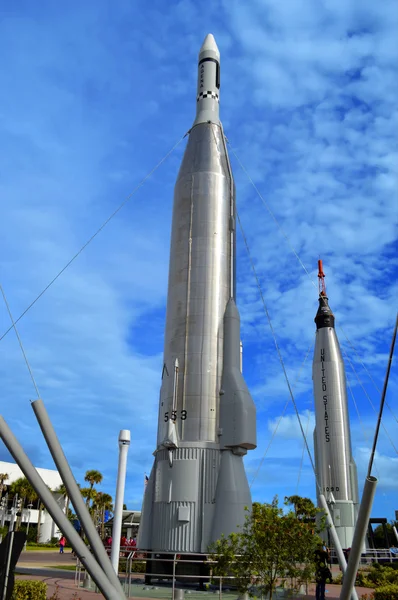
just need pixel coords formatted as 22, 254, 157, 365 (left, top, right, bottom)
334, 565, 398, 589
118, 560, 146, 573
11, 580, 47, 600
373, 584, 398, 600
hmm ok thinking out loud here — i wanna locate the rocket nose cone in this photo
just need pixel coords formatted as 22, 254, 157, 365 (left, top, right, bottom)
200, 33, 220, 58
315, 295, 335, 329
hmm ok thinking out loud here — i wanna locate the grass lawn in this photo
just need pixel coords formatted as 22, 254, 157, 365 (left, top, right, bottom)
45, 565, 76, 571
25, 546, 62, 552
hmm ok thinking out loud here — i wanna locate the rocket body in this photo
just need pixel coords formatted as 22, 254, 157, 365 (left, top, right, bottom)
138, 35, 256, 553
313, 294, 359, 549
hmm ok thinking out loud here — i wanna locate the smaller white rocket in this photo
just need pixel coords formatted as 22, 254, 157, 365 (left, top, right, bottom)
313, 260, 359, 550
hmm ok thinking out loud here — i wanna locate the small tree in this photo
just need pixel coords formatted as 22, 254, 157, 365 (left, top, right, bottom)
209, 533, 244, 599
209, 497, 324, 600
285, 495, 318, 521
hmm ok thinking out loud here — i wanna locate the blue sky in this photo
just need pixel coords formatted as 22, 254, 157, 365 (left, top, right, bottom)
0, 0, 397, 523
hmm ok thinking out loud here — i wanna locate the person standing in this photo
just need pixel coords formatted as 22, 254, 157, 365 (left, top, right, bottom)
59, 535, 66, 554
315, 544, 332, 600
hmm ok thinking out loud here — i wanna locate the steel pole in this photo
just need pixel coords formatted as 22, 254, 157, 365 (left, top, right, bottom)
31, 399, 125, 597
340, 476, 378, 600
393, 526, 398, 544
318, 494, 358, 600
1, 527, 15, 600
0, 415, 125, 600
110, 430, 130, 573
24, 503, 33, 550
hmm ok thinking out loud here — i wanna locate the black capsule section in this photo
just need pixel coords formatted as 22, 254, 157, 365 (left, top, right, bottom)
315, 294, 335, 329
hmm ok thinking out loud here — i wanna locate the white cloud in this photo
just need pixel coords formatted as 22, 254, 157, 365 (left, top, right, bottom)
0, 0, 396, 521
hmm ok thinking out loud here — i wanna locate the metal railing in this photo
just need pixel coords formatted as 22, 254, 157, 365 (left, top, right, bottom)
330, 547, 398, 565
74, 548, 309, 599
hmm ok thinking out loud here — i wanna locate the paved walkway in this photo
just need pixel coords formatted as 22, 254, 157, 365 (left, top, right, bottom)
15, 574, 374, 600
16, 552, 374, 599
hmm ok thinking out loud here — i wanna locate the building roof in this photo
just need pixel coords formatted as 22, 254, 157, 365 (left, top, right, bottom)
0, 460, 63, 491
105, 510, 141, 527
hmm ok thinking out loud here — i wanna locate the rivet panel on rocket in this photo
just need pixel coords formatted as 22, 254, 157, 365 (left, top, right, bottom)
313, 260, 359, 550
138, 34, 256, 554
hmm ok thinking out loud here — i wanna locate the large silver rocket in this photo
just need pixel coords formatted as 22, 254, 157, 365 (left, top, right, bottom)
313, 260, 359, 550
138, 34, 257, 553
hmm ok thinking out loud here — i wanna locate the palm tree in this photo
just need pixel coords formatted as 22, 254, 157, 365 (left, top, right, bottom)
54, 483, 70, 514
84, 470, 103, 508
9, 477, 38, 531
0, 473, 8, 496
92, 492, 113, 538
80, 486, 98, 511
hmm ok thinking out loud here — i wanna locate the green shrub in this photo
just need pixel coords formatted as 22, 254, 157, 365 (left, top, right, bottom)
11, 580, 47, 600
131, 560, 146, 573
331, 564, 398, 589
373, 584, 398, 600
19, 525, 38, 544
367, 565, 398, 587
118, 560, 146, 573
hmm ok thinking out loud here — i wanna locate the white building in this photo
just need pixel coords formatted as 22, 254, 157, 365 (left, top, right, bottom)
0, 460, 67, 543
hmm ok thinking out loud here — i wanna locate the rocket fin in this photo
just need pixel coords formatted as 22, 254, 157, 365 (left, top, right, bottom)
211, 450, 251, 543
219, 299, 256, 450
137, 465, 155, 548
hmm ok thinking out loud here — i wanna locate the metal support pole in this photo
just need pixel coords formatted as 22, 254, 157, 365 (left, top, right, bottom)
340, 476, 378, 600
319, 495, 348, 571
9, 495, 18, 533
24, 503, 33, 550
0, 494, 8, 528
0, 415, 125, 600
318, 494, 358, 600
31, 399, 126, 598
172, 552, 176, 600
110, 430, 130, 574
1, 527, 15, 600
393, 526, 398, 544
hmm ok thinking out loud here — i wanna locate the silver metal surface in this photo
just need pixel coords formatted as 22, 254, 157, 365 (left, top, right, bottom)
313, 296, 359, 550
158, 122, 233, 447
193, 34, 220, 126
139, 34, 256, 554
313, 326, 356, 501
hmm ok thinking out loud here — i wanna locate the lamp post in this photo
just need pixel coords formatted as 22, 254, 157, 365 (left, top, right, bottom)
10, 494, 21, 532
24, 503, 34, 550
0, 493, 8, 543
110, 430, 130, 574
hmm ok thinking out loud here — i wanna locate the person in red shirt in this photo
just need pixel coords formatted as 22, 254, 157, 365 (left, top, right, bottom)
59, 536, 66, 554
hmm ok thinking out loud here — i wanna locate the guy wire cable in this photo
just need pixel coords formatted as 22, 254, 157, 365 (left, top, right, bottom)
236, 208, 323, 495
345, 367, 381, 482
340, 324, 398, 425
343, 344, 397, 455
0, 134, 186, 344
228, 142, 317, 291
296, 409, 312, 495
250, 341, 313, 488
228, 139, 397, 426
0, 284, 40, 399
367, 313, 398, 478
